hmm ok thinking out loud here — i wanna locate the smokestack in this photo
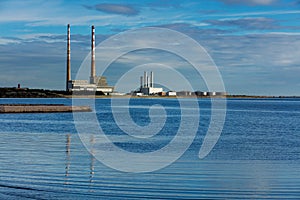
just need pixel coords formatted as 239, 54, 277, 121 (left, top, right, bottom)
144, 71, 147, 88
147, 75, 149, 88
150, 71, 153, 88
90, 25, 96, 84
66, 24, 71, 91
140, 76, 143, 89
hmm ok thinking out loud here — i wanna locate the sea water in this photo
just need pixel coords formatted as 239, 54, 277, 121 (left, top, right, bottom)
0, 98, 299, 199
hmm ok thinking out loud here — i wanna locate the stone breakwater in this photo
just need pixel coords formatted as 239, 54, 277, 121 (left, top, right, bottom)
0, 104, 91, 113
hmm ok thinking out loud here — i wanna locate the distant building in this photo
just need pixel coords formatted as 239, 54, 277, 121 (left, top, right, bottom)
158, 91, 166, 96
132, 92, 143, 96
68, 77, 114, 95
177, 91, 193, 96
195, 91, 207, 96
138, 71, 163, 95
167, 91, 176, 96
141, 87, 163, 95
207, 92, 216, 96
195, 91, 227, 97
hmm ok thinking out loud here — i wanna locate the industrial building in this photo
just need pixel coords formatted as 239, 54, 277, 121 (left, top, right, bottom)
166, 91, 177, 96
136, 71, 163, 95
131, 71, 227, 97
176, 91, 194, 96
195, 91, 228, 97
66, 24, 114, 95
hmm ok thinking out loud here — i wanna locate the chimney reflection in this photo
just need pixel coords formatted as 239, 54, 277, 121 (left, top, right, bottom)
64, 133, 96, 186
89, 134, 95, 183
65, 134, 71, 184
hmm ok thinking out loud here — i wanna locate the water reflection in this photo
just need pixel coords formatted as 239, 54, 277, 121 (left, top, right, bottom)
65, 134, 71, 184
89, 135, 96, 193
89, 134, 95, 183
1, 98, 300, 199
64, 133, 96, 187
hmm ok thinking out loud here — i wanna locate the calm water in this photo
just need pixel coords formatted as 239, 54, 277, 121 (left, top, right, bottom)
0, 98, 299, 199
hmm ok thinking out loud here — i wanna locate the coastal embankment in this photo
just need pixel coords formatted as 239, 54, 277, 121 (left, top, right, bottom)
0, 104, 91, 113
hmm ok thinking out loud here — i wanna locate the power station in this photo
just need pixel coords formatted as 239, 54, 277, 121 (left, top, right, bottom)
138, 71, 163, 95
65, 24, 226, 97
66, 24, 114, 95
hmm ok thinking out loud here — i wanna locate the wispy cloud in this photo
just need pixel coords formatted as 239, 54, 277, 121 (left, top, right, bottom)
208, 10, 300, 17
205, 17, 278, 30
0, 33, 93, 89
83, 3, 139, 16
0, 0, 299, 95
0, 25, 299, 95
0, 0, 64, 23
146, 1, 181, 9
218, 0, 278, 6
156, 23, 230, 36
0, 37, 21, 45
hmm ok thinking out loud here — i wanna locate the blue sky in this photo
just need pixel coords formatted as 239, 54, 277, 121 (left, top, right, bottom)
0, 0, 299, 95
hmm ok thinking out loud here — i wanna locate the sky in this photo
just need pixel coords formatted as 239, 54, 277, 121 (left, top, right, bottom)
0, 0, 300, 96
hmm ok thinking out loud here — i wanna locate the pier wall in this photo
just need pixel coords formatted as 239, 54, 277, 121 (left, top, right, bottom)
0, 105, 91, 113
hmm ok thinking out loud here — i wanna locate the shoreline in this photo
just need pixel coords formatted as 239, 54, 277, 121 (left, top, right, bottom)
1, 95, 299, 99
0, 88, 299, 99
65, 94, 300, 99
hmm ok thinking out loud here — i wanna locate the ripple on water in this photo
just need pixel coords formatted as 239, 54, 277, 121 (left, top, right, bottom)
0, 98, 299, 199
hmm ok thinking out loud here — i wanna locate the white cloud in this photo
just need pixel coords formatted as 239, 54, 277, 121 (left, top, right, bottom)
0, 38, 20, 45
209, 10, 300, 17
0, 0, 64, 23
83, 3, 139, 16
219, 0, 277, 6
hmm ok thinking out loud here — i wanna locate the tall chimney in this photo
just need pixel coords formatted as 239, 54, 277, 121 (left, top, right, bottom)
140, 76, 143, 89
90, 25, 96, 84
66, 24, 71, 91
144, 71, 147, 88
150, 71, 153, 88
147, 75, 149, 88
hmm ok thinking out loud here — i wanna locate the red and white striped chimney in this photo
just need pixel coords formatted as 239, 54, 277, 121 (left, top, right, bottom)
66, 24, 71, 91
90, 25, 96, 84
